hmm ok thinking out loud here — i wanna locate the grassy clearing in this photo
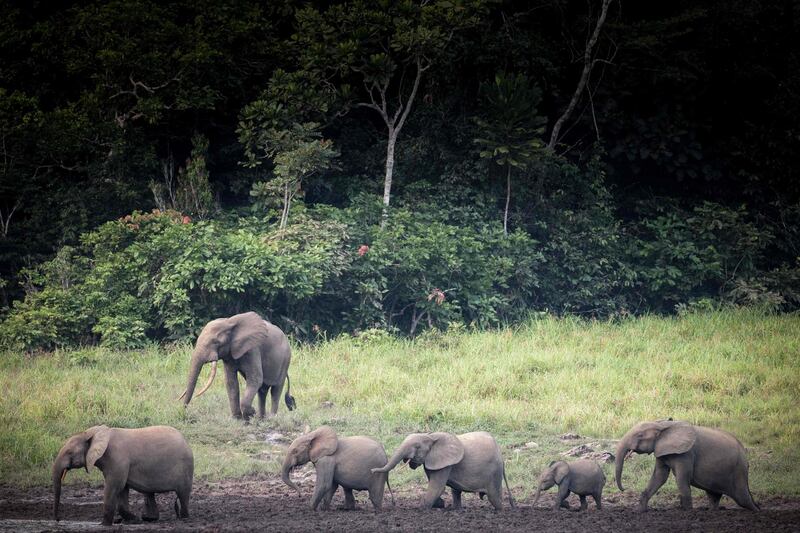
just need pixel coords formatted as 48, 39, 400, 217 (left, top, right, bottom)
1, 309, 798, 502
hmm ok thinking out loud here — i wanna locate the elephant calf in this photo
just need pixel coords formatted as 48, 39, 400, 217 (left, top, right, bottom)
616, 419, 759, 512
53, 425, 193, 526
372, 431, 514, 510
282, 426, 393, 510
532, 459, 605, 511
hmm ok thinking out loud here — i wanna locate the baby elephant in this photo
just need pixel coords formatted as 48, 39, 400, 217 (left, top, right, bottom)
53, 425, 193, 526
282, 426, 392, 510
532, 459, 605, 511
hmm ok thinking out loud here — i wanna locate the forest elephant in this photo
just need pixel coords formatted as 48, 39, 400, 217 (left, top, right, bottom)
616, 419, 759, 511
53, 425, 193, 526
179, 311, 295, 420
282, 426, 393, 511
532, 459, 605, 511
372, 431, 514, 510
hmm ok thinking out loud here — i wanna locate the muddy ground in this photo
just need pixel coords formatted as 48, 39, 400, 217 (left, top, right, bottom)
1, 477, 798, 532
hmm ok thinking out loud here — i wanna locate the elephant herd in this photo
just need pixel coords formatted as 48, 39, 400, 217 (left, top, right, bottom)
52, 312, 759, 526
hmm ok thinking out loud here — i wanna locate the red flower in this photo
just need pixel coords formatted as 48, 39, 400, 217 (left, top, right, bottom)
182, 215, 191, 224
357, 245, 370, 256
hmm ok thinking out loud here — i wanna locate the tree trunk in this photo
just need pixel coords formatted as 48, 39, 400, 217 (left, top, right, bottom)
280, 182, 290, 230
504, 164, 512, 236
382, 129, 397, 225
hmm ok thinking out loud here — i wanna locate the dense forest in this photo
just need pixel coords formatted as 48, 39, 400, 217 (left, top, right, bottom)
1, 0, 798, 350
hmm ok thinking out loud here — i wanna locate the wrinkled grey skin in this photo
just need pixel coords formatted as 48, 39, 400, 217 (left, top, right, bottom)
532, 459, 605, 511
616, 420, 759, 512
282, 426, 392, 511
372, 431, 514, 510
53, 425, 193, 526
181, 312, 295, 420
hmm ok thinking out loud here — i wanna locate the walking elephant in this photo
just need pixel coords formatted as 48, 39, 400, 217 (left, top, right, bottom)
616, 419, 759, 511
372, 431, 514, 510
532, 459, 605, 511
282, 426, 393, 510
53, 425, 193, 526
179, 312, 296, 420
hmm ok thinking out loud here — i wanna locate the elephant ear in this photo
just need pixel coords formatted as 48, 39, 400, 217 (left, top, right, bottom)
655, 423, 697, 457
553, 461, 570, 484
85, 425, 111, 471
424, 432, 464, 470
228, 312, 269, 360
309, 426, 338, 462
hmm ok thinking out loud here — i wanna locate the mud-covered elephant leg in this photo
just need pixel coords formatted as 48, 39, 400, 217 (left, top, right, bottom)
257, 384, 268, 419
223, 363, 242, 419
554, 482, 570, 511
421, 468, 450, 508
239, 361, 263, 421
579, 495, 588, 511
639, 459, 670, 512
101, 475, 126, 526
341, 488, 356, 510
116, 487, 137, 523
322, 483, 338, 511
706, 490, 722, 510
593, 490, 603, 510
269, 384, 283, 416
369, 472, 386, 510
672, 461, 694, 510
485, 476, 503, 510
451, 488, 463, 509
142, 493, 159, 521
311, 457, 335, 510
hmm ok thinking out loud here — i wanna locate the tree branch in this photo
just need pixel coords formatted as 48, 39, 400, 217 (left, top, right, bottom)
548, 0, 613, 151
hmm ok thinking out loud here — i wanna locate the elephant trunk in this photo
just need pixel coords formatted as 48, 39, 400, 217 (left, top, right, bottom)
281, 455, 301, 495
372, 445, 409, 474
615, 437, 632, 492
532, 486, 542, 506
52, 454, 68, 521
180, 352, 216, 405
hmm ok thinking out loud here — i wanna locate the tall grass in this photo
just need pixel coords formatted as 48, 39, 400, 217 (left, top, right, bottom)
1, 308, 798, 499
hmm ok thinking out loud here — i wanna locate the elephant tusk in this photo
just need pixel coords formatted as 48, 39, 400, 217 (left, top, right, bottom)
625, 450, 635, 460
177, 390, 187, 401
60, 469, 67, 482
194, 361, 218, 399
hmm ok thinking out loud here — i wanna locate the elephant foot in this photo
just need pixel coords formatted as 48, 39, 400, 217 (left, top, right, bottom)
679, 496, 693, 510
432, 497, 446, 509
141, 515, 159, 522
337, 505, 356, 511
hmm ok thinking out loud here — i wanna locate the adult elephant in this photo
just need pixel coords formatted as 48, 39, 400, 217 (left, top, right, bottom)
179, 312, 296, 420
616, 419, 758, 511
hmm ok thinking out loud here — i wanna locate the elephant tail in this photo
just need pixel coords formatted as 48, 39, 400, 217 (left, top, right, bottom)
386, 478, 395, 508
503, 467, 515, 508
284, 374, 296, 411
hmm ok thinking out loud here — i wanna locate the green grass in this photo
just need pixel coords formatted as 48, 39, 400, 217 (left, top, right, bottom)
1, 308, 798, 501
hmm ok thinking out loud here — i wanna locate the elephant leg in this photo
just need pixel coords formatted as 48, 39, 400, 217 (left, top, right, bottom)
579, 495, 588, 511
223, 363, 242, 419
322, 483, 337, 511
257, 384, 268, 419
101, 478, 125, 526
369, 473, 386, 510
116, 487, 137, 523
553, 484, 570, 511
269, 384, 282, 416
176, 487, 190, 519
340, 488, 356, 510
311, 458, 335, 511
672, 463, 693, 510
485, 475, 504, 510
639, 459, 670, 512
142, 493, 159, 521
593, 490, 603, 510
706, 490, 722, 510
239, 363, 263, 421
421, 468, 450, 509
451, 488, 462, 510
